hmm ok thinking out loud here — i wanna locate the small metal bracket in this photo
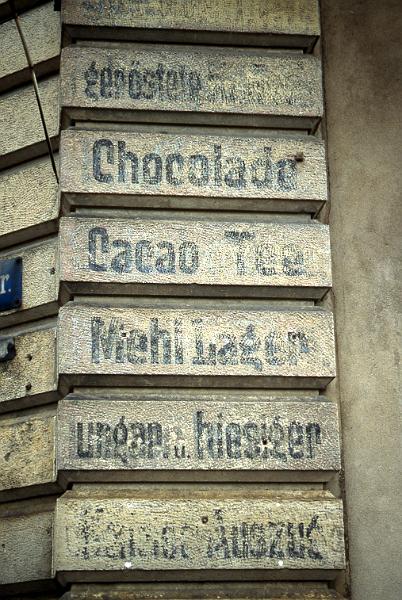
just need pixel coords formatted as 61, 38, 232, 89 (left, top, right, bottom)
0, 337, 16, 362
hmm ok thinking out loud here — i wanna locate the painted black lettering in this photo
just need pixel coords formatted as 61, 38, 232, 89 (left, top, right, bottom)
128, 62, 142, 99
188, 154, 209, 186
166, 153, 184, 186
268, 416, 287, 461
251, 147, 273, 188
243, 422, 261, 459
224, 157, 246, 188
111, 240, 133, 273
179, 242, 199, 274
213, 144, 222, 186
288, 421, 304, 459
226, 423, 242, 459
84, 61, 98, 100
207, 509, 230, 559
239, 324, 262, 372
195, 410, 215, 460
147, 422, 163, 458
288, 522, 305, 559
112, 417, 128, 464
100, 66, 113, 98
268, 522, 285, 559
192, 318, 217, 365
129, 423, 146, 459
135, 240, 153, 274
76, 422, 94, 458
217, 333, 238, 365
256, 244, 277, 276
150, 318, 172, 365
188, 71, 202, 101
155, 241, 175, 274
118, 141, 138, 184
114, 68, 125, 98
127, 328, 148, 364
93, 138, 114, 183
282, 244, 306, 276
174, 319, 183, 365
277, 158, 297, 191
224, 230, 255, 275
143, 153, 162, 185
91, 316, 125, 364
96, 422, 112, 459
88, 226, 109, 272
142, 68, 157, 100
306, 516, 323, 560
166, 69, 179, 100
306, 423, 321, 458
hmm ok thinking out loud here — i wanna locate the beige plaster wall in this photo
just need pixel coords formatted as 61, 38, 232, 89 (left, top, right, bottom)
321, 1, 402, 599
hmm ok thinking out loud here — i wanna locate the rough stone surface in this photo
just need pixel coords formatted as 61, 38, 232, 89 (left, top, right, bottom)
58, 303, 336, 388
0, 410, 57, 500
54, 487, 345, 581
59, 216, 331, 300
0, 156, 59, 249
0, 237, 58, 327
0, 2, 60, 92
60, 45, 322, 128
0, 0, 44, 21
0, 75, 59, 170
60, 130, 327, 213
0, 325, 58, 412
57, 393, 340, 481
64, 582, 344, 600
0, 497, 54, 590
321, 1, 402, 598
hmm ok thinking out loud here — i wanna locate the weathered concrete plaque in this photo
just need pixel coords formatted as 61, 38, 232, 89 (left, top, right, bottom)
0, 237, 58, 328
64, 582, 344, 600
0, 156, 59, 249
0, 409, 59, 501
62, 0, 320, 50
0, 324, 58, 413
59, 217, 331, 300
0, 2, 60, 93
57, 393, 340, 483
0, 496, 55, 593
58, 303, 335, 389
0, 75, 59, 171
60, 130, 327, 213
60, 46, 323, 129
54, 487, 345, 582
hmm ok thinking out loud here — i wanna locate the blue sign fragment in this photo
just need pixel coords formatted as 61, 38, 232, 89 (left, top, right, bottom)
0, 257, 22, 312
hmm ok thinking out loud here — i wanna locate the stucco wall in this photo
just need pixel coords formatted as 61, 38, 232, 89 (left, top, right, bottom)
321, 1, 402, 598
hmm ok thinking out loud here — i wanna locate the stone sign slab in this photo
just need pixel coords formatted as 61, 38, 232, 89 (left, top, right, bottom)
0, 324, 58, 413
0, 496, 55, 593
60, 130, 327, 213
0, 2, 60, 93
58, 303, 336, 389
59, 216, 331, 300
0, 237, 58, 328
0, 75, 59, 171
54, 487, 345, 582
0, 156, 59, 249
64, 582, 344, 600
57, 393, 340, 483
0, 409, 59, 501
60, 45, 323, 129
62, 0, 320, 50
